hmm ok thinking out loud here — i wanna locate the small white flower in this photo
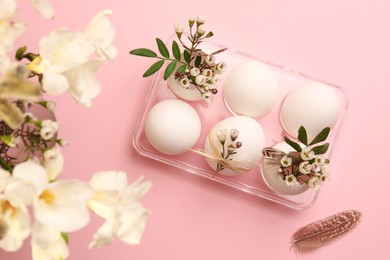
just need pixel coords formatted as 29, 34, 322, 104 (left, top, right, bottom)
285, 174, 297, 186
315, 155, 326, 164
201, 69, 213, 79
216, 129, 228, 143
174, 23, 184, 34
299, 161, 312, 174
311, 162, 322, 173
197, 15, 205, 24
210, 75, 220, 85
280, 155, 292, 167
40, 119, 59, 140
195, 74, 206, 85
180, 78, 190, 88
31, 222, 69, 260
190, 67, 200, 76
301, 147, 315, 161
197, 25, 205, 35
43, 148, 64, 181
28, 0, 55, 20
321, 164, 330, 175
205, 55, 215, 65
215, 62, 226, 72
308, 177, 321, 189
318, 173, 329, 183
189, 16, 195, 23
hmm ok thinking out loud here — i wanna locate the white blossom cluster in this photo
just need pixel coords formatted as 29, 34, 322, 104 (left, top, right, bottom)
278, 147, 330, 189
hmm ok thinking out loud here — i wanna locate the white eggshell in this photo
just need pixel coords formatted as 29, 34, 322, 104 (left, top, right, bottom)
145, 99, 201, 155
167, 75, 203, 101
261, 141, 309, 195
280, 82, 341, 140
204, 116, 265, 176
223, 60, 279, 118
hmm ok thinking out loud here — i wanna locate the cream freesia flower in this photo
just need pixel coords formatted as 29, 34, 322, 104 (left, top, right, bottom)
83, 10, 117, 60
31, 222, 69, 260
28, 0, 55, 19
0, 196, 31, 252
88, 172, 152, 248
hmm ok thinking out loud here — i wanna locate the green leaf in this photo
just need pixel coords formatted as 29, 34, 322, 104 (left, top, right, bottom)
195, 55, 202, 67
183, 50, 190, 64
61, 232, 69, 244
284, 137, 302, 152
311, 143, 329, 155
164, 61, 177, 80
143, 60, 164, 77
176, 64, 187, 75
129, 48, 157, 57
156, 38, 169, 58
172, 41, 181, 60
298, 126, 308, 145
309, 127, 331, 145
0, 157, 12, 172
15, 46, 27, 61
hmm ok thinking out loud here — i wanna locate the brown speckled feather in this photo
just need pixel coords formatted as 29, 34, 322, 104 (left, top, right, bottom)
291, 210, 361, 253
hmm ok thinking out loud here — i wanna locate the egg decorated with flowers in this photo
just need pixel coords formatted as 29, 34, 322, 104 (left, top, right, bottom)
280, 82, 341, 140
203, 116, 265, 176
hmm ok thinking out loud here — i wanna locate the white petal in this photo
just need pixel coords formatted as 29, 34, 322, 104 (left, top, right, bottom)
0, 199, 31, 252
34, 180, 93, 232
12, 161, 48, 192
116, 204, 150, 245
29, 0, 55, 19
89, 171, 127, 191
43, 148, 64, 181
0, 168, 11, 192
88, 219, 116, 249
31, 222, 69, 260
4, 178, 38, 206
65, 60, 103, 107
0, 0, 17, 20
42, 71, 69, 94
83, 9, 117, 60
121, 176, 152, 205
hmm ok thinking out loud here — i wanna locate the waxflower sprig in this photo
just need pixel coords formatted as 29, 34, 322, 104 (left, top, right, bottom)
216, 129, 242, 172
263, 126, 331, 189
130, 15, 227, 101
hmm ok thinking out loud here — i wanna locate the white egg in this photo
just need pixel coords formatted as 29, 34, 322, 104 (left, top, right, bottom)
261, 141, 309, 195
145, 99, 201, 155
223, 60, 279, 118
204, 116, 265, 176
280, 82, 341, 140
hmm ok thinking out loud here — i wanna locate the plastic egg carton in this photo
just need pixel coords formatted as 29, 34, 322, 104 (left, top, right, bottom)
133, 35, 348, 210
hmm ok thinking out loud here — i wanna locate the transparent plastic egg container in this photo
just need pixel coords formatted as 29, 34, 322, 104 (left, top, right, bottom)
133, 35, 348, 210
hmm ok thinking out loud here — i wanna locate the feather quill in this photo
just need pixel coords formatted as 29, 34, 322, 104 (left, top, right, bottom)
291, 210, 361, 253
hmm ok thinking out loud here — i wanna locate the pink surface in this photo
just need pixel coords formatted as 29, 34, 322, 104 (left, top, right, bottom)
1, 0, 389, 259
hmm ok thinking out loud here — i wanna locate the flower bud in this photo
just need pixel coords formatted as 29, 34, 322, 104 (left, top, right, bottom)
189, 16, 195, 27
230, 129, 239, 141
216, 129, 228, 143
235, 142, 242, 148
197, 15, 205, 24
174, 23, 185, 37
197, 25, 205, 36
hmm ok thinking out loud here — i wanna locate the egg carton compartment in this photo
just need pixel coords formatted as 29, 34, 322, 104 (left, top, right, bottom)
133, 35, 348, 210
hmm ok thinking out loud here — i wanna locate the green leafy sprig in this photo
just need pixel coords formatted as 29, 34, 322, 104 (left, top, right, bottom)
285, 126, 330, 155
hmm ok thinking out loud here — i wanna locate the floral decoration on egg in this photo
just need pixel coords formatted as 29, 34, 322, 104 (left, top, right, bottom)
130, 16, 227, 102
263, 126, 331, 191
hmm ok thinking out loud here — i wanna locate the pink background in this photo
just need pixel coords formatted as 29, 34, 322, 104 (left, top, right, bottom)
2, 0, 390, 259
